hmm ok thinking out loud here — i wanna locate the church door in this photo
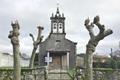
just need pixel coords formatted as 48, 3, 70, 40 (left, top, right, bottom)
50, 55, 62, 69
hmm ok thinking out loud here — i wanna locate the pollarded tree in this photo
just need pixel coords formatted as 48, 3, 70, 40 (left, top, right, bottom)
84, 16, 113, 80
29, 26, 44, 68
8, 20, 21, 80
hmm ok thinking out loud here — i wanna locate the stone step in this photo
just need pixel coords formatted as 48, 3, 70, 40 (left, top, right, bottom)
47, 69, 71, 80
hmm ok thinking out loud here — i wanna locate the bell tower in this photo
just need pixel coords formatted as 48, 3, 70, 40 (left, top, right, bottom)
50, 7, 65, 34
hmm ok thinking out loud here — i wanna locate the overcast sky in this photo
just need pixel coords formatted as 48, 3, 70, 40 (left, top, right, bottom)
0, 0, 120, 56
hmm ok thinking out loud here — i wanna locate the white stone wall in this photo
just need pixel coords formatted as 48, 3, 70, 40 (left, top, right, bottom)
0, 53, 29, 67
76, 56, 84, 68
20, 58, 29, 67
0, 53, 13, 67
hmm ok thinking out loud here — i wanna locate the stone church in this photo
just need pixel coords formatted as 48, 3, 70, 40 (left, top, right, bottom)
39, 7, 77, 69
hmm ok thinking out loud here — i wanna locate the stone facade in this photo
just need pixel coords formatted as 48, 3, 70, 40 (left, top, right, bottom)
39, 8, 77, 69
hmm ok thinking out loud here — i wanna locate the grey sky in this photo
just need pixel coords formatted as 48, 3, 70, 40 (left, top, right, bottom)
0, 0, 120, 56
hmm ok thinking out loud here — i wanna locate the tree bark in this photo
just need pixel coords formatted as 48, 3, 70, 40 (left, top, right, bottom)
84, 16, 113, 80
29, 26, 44, 68
8, 20, 21, 80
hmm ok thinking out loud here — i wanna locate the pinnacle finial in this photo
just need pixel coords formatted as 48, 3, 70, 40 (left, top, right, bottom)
56, 3, 60, 14
57, 3, 59, 8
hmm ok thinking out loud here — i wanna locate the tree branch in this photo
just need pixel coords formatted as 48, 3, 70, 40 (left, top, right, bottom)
29, 33, 35, 42
38, 36, 44, 44
104, 29, 113, 37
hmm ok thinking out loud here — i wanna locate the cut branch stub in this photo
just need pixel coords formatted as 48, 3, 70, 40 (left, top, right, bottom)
93, 15, 100, 24
93, 16, 105, 33
84, 18, 95, 38
37, 26, 44, 30
37, 26, 44, 41
84, 18, 90, 26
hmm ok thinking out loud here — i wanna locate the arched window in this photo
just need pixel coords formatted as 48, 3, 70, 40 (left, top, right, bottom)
59, 23, 63, 33
53, 23, 57, 33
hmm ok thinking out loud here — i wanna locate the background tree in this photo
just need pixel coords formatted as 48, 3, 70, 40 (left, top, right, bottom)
29, 26, 44, 68
8, 20, 21, 80
84, 16, 113, 80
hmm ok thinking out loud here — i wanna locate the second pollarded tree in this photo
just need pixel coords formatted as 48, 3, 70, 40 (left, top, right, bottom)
84, 16, 113, 80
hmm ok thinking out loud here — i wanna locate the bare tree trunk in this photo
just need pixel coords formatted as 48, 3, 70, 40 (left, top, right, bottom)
8, 20, 21, 80
29, 26, 44, 68
84, 16, 113, 80
85, 50, 94, 80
